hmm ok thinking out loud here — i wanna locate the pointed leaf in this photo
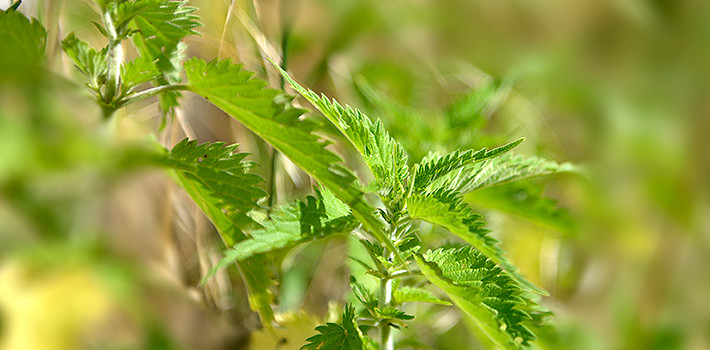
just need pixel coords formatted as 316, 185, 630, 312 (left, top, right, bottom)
432, 154, 575, 195
122, 0, 200, 115
121, 55, 160, 94
277, 65, 409, 202
413, 138, 523, 194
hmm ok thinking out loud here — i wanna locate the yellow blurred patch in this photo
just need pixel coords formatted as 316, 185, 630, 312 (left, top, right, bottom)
0, 261, 112, 350
248, 312, 320, 350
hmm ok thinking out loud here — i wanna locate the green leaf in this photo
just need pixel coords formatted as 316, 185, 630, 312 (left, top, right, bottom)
444, 78, 511, 133
184, 58, 403, 266
407, 192, 545, 295
431, 154, 575, 195
204, 193, 358, 282
350, 276, 378, 311
466, 181, 576, 232
302, 304, 364, 350
166, 139, 276, 324
61, 33, 107, 91
415, 247, 548, 349
0, 5, 46, 74
374, 306, 414, 321
277, 65, 409, 203
393, 286, 451, 306
319, 186, 351, 220
121, 0, 199, 73
168, 138, 265, 243
122, 0, 200, 115
413, 138, 524, 194
238, 254, 277, 327
120, 56, 160, 94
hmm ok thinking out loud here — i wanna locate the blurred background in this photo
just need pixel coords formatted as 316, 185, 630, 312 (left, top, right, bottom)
1, 0, 709, 349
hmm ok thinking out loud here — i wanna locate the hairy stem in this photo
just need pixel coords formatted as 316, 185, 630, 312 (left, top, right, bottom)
379, 276, 394, 350
117, 84, 190, 108
266, 148, 278, 214
102, 8, 122, 107
379, 215, 397, 350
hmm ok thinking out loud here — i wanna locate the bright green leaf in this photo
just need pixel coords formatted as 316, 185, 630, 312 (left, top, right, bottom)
431, 154, 575, 195
415, 246, 548, 349
166, 139, 276, 324
413, 138, 524, 194
277, 65, 409, 203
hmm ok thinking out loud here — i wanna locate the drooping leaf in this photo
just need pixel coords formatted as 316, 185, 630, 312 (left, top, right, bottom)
413, 138, 524, 194
393, 286, 451, 306
407, 192, 545, 295
415, 246, 548, 349
204, 193, 358, 282
61, 33, 107, 91
302, 304, 364, 350
184, 58, 403, 265
166, 139, 276, 324
277, 65, 409, 203
168, 138, 265, 243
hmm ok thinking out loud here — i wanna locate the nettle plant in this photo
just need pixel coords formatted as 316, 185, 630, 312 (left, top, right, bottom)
5, 0, 572, 348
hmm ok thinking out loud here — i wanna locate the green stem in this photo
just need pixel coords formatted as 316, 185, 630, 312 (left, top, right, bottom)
266, 148, 278, 215
379, 215, 397, 350
379, 276, 394, 350
116, 84, 190, 108
102, 8, 122, 106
